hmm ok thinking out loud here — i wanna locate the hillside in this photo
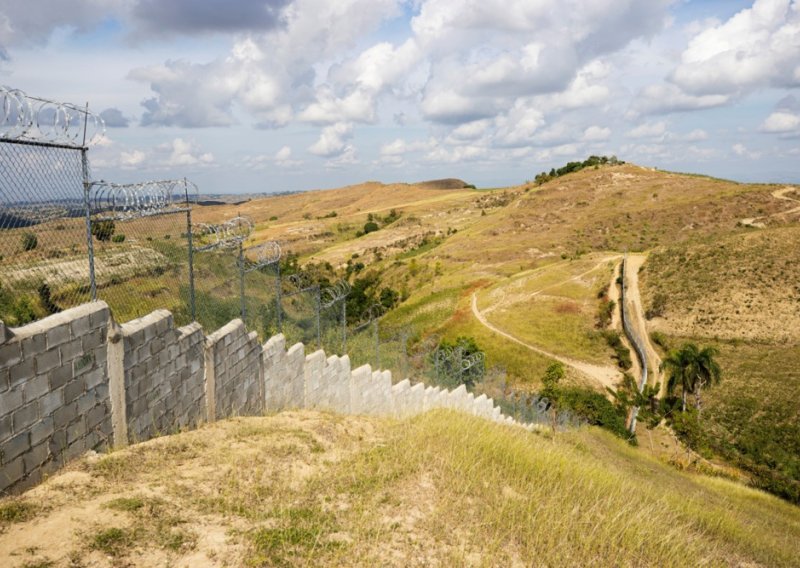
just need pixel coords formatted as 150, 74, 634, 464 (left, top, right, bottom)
2, 411, 798, 567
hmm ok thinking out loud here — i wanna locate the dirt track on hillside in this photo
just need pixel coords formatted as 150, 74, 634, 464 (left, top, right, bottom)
471, 293, 620, 390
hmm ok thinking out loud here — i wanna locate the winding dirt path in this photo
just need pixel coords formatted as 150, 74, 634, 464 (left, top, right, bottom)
740, 186, 800, 227
471, 293, 621, 390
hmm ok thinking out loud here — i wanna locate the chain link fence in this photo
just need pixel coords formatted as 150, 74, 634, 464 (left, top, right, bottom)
0, 141, 91, 325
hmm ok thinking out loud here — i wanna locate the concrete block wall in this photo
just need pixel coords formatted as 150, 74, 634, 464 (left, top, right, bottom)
118, 311, 205, 444
0, 303, 112, 493
205, 319, 263, 420
1, 304, 533, 495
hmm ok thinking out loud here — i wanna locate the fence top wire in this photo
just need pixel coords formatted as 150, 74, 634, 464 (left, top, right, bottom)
321, 280, 350, 308
90, 179, 199, 220
1, 86, 105, 148
195, 215, 254, 252
243, 240, 281, 272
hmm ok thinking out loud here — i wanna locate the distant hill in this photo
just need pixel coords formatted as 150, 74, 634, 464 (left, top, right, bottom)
415, 178, 472, 190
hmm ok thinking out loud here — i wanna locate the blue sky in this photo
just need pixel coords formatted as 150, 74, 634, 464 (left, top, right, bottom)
1, 0, 798, 192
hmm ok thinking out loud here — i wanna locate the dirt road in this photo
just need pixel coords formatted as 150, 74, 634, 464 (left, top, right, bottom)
471, 293, 621, 390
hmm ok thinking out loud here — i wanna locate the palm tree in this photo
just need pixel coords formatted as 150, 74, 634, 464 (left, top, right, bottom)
660, 343, 721, 414
693, 345, 721, 418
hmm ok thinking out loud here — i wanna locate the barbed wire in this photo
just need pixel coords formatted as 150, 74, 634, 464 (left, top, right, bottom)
321, 280, 351, 309
355, 303, 384, 331
285, 272, 318, 295
1, 86, 105, 147
90, 179, 198, 221
243, 240, 281, 273
194, 215, 254, 252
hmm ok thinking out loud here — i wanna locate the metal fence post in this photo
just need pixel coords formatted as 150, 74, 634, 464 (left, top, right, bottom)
315, 286, 322, 349
238, 241, 246, 321
184, 178, 196, 322
341, 301, 347, 354
275, 262, 282, 333
81, 148, 97, 301
374, 318, 380, 369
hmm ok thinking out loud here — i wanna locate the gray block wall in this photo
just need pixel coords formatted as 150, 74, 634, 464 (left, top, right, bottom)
205, 319, 263, 419
1, 303, 533, 496
119, 311, 206, 444
0, 303, 112, 494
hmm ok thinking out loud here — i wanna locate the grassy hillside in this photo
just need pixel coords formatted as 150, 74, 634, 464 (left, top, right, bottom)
1, 411, 798, 567
639, 225, 800, 503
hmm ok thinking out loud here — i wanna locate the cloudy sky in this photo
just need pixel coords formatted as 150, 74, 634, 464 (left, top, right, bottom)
1, 0, 799, 192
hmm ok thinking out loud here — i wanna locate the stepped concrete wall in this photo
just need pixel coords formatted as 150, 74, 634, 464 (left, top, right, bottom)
0, 303, 112, 493
118, 311, 205, 444
1, 304, 530, 495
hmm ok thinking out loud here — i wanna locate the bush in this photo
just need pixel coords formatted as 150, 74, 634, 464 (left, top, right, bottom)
597, 299, 615, 328
12, 297, 36, 325
363, 222, 379, 234
92, 220, 116, 241
646, 292, 667, 319
37, 283, 61, 315
21, 232, 37, 251
111, 234, 126, 243
602, 330, 632, 370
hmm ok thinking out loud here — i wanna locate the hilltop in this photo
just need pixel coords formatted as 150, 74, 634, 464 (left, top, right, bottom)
2, 411, 798, 567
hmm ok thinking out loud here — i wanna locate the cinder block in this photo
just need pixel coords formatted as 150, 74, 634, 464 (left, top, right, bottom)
87, 403, 108, 430
1, 431, 30, 462
35, 349, 61, 375
21, 334, 46, 361
0, 387, 23, 416
52, 402, 77, 429
9, 357, 35, 388
69, 314, 91, 338
0, 455, 24, 489
23, 373, 49, 403
59, 338, 83, 363
23, 441, 50, 472
45, 324, 71, 350
12, 401, 38, 432
66, 418, 87, 445
63, 377, 86, 404
48, 364, 72, 390
0, 342, 22, 369
30, 416, 54, 446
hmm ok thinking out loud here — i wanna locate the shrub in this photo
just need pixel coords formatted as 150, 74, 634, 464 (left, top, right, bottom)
646, 292, 668, 319
12, 297, 36, 325
363, 221, 379, 234
602, 330, 632, 370
112, 234, 126, 243
597, 299, 615, 328
21, 232, 37, 251
37, 283, 60, 315
92, 220, 116, 241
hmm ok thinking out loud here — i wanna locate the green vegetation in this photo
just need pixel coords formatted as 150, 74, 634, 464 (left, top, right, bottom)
601, 330, 632, 370
661, 342, 722, 414
0, 499, 38, 525
89, 527, 133, 557
91, 219, 116, 241
533, 155, 622, 185
21, 232, 37, 251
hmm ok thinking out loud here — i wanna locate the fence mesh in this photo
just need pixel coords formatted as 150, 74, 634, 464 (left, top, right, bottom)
0, 141, 90, 325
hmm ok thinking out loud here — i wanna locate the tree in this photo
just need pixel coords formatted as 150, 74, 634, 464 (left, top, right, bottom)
91, 219, 116, 241
21, 232, 37, 251
660, 342, 721, 414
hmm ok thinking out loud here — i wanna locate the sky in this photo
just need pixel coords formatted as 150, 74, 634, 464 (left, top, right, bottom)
1, 0, 799, 193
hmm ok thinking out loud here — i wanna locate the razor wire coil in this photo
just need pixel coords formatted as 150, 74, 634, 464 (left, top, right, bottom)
1, 86, 105, 147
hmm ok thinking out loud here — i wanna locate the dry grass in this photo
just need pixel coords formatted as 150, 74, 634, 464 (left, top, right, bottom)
1, 410, 798, 567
